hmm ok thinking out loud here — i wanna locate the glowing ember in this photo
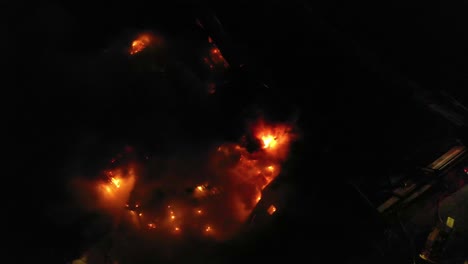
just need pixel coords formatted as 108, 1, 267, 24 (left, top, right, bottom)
267, 205, 277, 215
252, 120, 294, 160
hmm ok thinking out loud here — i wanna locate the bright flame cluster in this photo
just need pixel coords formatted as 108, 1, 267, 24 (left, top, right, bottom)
97, 167, 136, 214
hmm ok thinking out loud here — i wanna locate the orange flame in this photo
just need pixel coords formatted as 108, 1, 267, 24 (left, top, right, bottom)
129, 33, 153, 55
252, 120, 294, 160
267, 205, 277, 215
85, 118, 295, 241
110, 177, 121, 188
97, 166, 136, 212
212, 119, 294, 224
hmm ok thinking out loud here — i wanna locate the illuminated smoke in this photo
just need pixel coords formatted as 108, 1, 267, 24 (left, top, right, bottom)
74, 118, 295, 244
71, 163, 137, 220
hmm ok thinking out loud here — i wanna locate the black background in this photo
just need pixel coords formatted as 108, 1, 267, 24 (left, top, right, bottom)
6, 1, 468, 263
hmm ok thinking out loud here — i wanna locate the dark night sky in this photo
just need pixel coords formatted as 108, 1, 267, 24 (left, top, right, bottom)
6, 1, 468, 263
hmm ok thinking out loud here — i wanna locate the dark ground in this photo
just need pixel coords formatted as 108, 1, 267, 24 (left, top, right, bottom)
6, 1, 468, 263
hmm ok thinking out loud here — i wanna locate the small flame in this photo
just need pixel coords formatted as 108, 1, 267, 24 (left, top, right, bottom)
95, 165, 137, 214
110, 177, 121, 188
267, 205, 277, 215
129, 34, 152, 55
261, 135, 276, 149
204, 45, 229, 69
256, 194, 262, 203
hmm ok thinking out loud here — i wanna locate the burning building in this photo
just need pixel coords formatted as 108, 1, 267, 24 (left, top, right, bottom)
77, 118, 295, 231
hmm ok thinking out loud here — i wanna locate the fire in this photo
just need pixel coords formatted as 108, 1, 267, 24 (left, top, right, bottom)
96, 166, 137, 212
252, 120, 294, 160
267, 205, 277, 215
209, 119, 295, 224
204, 45, 229, 70
82, 118, 295, 242
129, 33, 153, 55
261, 135, 276, 149
110, 177, 121, 188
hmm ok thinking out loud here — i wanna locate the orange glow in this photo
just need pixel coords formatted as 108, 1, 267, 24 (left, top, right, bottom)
110, 177, 121, 188
204, 45, 229, 69
252, 120, 294, 160
261, 135, 276, 149
203, 124, 293, 228
129, 33, 153, 55
256, 193, 262, 203
82, 118, 295, 241
97, 166, 136, 212
267, 205, 277, 215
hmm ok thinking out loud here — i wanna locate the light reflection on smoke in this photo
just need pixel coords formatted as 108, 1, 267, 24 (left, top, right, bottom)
72, 118, 296, 262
